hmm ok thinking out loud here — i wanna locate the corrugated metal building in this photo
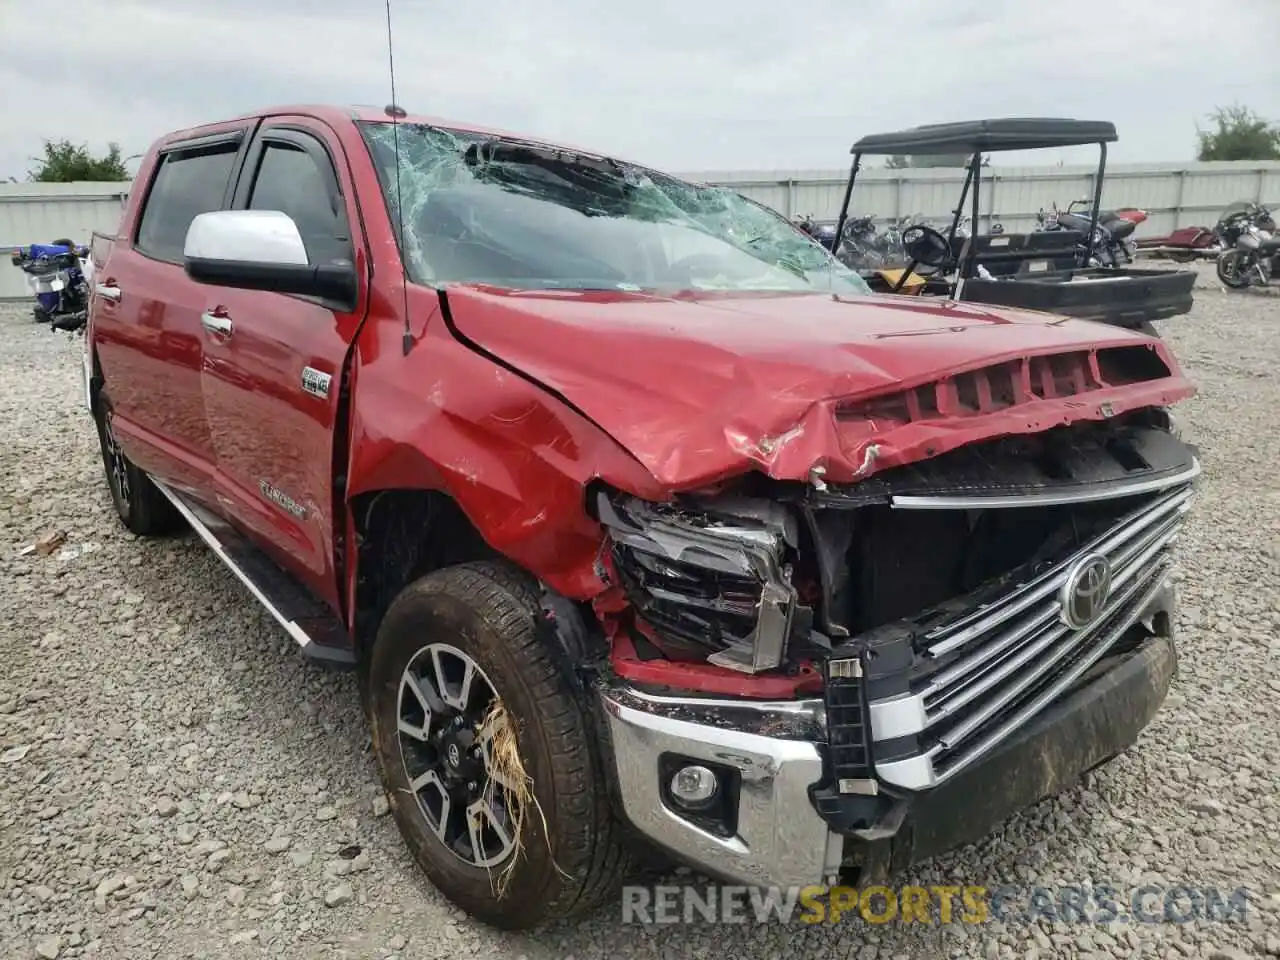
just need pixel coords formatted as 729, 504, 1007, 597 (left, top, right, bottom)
3, 161, 1279, 299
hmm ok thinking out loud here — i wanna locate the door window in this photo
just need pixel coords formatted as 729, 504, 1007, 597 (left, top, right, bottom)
248, 141, 352, 266
135, 144, 239, 263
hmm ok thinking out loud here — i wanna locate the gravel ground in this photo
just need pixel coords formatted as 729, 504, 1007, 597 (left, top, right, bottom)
2, 268, 1279, 960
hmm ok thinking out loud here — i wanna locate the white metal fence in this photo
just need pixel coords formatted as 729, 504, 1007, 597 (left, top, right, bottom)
3, 161, 1280, 300
1, 182, 129, 300
679, 160, 1280, 239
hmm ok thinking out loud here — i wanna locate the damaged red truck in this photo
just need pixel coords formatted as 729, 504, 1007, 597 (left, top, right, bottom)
84, 105, 1199, 928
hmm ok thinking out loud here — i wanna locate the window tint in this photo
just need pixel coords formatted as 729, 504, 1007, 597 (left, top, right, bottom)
248, 141, 351, 266
135, 145, 238, 262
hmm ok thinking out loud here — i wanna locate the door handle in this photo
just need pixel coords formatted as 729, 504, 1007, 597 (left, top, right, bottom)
95, 283, 122, 302
201, 312, 233, 337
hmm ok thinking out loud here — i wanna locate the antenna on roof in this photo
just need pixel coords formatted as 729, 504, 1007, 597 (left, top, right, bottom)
384, 0, 414, 356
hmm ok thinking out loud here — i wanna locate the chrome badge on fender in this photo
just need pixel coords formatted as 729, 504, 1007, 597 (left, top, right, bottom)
259, 480, 307, 520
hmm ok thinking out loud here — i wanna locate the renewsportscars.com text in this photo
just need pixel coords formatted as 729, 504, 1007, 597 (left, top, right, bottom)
621, 883, 1253, 926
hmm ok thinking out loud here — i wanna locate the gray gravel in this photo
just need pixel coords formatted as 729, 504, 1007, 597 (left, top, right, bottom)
2, 271, 1279, 959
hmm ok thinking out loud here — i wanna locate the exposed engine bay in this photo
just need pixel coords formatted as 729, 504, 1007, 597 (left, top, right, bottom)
596, 407, 1196, 683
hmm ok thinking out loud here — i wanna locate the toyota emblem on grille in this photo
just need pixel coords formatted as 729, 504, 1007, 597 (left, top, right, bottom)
1060, 553, 1112, 629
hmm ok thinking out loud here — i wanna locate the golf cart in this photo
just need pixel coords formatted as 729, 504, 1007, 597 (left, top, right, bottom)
833, 119, 1196, 333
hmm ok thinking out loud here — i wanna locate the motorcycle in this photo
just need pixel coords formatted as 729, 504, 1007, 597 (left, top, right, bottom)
794, 215, 838, 252
877, 214, 919, 260
1061, 199, 1145, 265
1097, 204, 1149, 264
1036, 200, 1141, 268
798, 213, 1003, 271
1136, 224, 1223, 263
10, 239, 92, 331
837, 213, 913, 269
1214, 201, 1280, 290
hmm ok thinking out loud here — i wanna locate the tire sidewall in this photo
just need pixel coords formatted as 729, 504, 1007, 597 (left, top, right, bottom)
367, 576, 570, 928
1217, 251, 1249, 288
93, 399, 134, 525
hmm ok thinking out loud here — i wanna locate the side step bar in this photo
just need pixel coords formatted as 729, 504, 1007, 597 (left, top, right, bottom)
152, 480, 357, 669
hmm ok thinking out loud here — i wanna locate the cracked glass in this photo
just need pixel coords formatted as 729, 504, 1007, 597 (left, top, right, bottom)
359, 121, 870, 296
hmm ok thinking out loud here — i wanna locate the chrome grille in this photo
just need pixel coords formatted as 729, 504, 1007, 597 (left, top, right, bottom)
866, 482, 1193, 791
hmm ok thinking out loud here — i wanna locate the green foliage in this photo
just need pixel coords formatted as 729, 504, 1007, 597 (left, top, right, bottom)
1196, 104, 1280, 162
27, 139, 130, 182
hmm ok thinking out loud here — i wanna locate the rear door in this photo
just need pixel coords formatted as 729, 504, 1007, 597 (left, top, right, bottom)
198, 117, 370, 611
92, 125, 252, 494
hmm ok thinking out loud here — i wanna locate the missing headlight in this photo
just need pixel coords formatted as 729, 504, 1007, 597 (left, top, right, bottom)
595, 492, 805, 673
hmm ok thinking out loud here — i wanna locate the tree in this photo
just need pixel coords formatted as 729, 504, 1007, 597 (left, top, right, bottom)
885, 155, 910, 169
1195, 104, 1280, 161
27, 139, 130, 182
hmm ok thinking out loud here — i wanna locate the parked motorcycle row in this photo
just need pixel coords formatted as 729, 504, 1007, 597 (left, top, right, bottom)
795, 212, 989, 271
797, 197, 1279, 294
1134, 199, 1279, 291
9, 240, 92, 332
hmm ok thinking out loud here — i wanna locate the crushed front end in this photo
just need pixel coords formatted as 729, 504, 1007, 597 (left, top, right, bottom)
593, 407, 1197, 888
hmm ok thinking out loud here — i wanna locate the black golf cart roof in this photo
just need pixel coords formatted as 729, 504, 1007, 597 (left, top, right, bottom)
851, 118, 1118, 155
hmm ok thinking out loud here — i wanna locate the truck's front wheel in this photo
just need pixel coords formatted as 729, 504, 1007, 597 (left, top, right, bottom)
366, 562, 630, 929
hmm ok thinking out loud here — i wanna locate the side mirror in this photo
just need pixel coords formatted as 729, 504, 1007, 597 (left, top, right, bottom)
184, 210, 357, 305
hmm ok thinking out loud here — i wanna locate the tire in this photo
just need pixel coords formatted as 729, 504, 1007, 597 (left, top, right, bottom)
1168, 250, 1197, 264
366, 561, 630, 929
93, 394, 182, 536
1216, 251, 1250, 289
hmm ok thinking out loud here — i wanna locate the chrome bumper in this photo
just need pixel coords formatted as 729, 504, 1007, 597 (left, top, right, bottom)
598, 685, 841, 889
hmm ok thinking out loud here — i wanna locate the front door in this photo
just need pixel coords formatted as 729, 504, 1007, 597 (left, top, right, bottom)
198, 118, 370, 612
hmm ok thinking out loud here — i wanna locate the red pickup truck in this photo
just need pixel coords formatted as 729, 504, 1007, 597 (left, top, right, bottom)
84, 104, 1199, 929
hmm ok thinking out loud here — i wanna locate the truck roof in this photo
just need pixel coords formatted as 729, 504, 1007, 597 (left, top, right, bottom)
156, 104, 612, 162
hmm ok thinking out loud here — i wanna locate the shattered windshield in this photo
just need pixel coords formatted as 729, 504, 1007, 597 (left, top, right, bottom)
358, 121, 869, 296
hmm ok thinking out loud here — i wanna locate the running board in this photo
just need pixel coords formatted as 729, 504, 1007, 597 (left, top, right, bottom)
152, 480, 357, 669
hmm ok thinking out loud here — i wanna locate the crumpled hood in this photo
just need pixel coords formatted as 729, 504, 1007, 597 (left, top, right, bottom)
443, 286, 1195, 489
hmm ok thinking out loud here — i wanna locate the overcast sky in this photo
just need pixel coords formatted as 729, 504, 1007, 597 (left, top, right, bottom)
2, 0, 1278, 181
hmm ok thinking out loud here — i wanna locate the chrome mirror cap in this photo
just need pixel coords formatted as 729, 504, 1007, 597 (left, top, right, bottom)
184, 210, 308, 266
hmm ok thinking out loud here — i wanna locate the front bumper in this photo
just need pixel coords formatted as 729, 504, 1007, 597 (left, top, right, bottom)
598, 604, 1175, 888
895, 630, 1175, 869
599, 686, 842, 888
